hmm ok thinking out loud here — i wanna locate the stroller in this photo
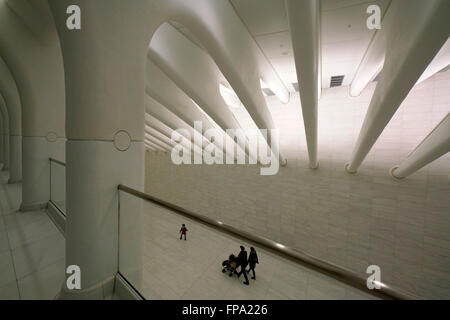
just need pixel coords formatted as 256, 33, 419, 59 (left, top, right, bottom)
222, 254, 238, 277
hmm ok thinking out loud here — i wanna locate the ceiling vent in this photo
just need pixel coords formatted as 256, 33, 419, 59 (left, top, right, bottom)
262, 88, 275, 96
292, 82, 299, 92
330, 75, 345, 87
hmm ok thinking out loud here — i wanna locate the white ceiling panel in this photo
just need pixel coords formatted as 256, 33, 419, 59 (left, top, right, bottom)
230, 0, 288, 36
254, 31, 293, 59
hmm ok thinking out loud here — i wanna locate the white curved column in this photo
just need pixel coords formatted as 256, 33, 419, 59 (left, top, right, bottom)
286, 0, 320, 169
146, 126, 176, 148
146, 95, 226, 159
391, 113, 450, 179
146, 59, 216, 136
145, 133, 172, 152
416, 38, 450, 85
149, 24, 251, 160
146, 59, 232, 159
50, 0, 154, 299
0, 94, 9, 171
0, 56, 22, 183
145, 114, 200, 155
154, 1, 287, 164
0, 0, 65, 210
349, 1, 396, 97
0, 109, 4, 165
145, 140, 166, 153
346, 0, 450, 173
145, 143, 158, 152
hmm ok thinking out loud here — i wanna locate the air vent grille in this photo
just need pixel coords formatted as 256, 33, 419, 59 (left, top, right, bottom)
330, 75, 344, 87
292, 82, 299, 92
262, 88, 275, 96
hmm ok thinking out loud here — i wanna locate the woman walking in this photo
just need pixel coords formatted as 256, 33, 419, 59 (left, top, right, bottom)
246, 247, 259, 280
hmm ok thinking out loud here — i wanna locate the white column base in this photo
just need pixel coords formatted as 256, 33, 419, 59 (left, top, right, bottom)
62, 139, 143, 298
345, 162, 357, 174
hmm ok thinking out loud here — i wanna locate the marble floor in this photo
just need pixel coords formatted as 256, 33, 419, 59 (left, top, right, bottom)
120, 196, 379, 300
0, 170, 65, 300
0, 165, 379, 300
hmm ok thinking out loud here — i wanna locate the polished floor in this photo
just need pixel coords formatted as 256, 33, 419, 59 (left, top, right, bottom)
0, 170, 65, 300
120, 196, 379, 300
1, 166, 378, 300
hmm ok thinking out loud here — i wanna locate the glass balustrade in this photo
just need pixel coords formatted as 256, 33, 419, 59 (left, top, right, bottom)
117, 185, 380, 300
49, 158, 66, 215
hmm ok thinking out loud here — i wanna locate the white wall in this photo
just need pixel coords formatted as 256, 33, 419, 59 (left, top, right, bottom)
145, 70, 450, 299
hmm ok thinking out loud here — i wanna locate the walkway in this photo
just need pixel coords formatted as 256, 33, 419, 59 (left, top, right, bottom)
0, 170, 65, 299
119, 197, 378, 300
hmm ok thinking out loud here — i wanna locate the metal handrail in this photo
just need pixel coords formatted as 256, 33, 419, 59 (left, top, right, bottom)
49, 157, 66, 167
117, 184, 416, 300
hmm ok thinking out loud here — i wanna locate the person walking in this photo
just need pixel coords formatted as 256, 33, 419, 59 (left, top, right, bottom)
179, 224, 188, 240
236, 245, 250, 285
246, 247, 259, 280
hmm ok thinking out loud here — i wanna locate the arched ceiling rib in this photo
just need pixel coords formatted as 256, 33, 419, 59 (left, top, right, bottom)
145, 133, 172, 152
146, 126, 176, 148
145, 94, 226, 159
346, 0, 450, 173
0, 55, 21, 136
152, 0, 287, 164
145, 140, 167, 153
145, 114, 202, 157
146, 57, 215, 134
149, 23, 250, 160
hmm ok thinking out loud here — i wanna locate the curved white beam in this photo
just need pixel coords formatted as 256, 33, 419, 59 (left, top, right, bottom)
149, 24, 251, 160
286, 0, 320, 169
5, 0, 52, 43
0, 111, 4, 164
346, 0, 450, 173
144, 143, 158, 152
145, 114, 198, 153
145, 140, 168, 153
0, 55, 22, 182
145, 95, 225, 159
146, 58, 216, 134
0, 93, 10, 171
349, 1, 396, 97
145, 0, 288, 164
145, 133, 172, 152
146, 58, 234, 159
417, 38, 450, 85
0, 93, 9, 170
391, 113, 450, 179
146, 126, 176, 148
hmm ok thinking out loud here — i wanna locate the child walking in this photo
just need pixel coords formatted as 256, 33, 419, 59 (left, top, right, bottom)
179, 224, 188, 240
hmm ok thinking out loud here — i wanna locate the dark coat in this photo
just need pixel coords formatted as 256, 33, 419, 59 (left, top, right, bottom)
237, 250, 248, 267
248, 251, 259, 267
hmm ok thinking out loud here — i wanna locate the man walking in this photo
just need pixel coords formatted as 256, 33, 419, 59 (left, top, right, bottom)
237, 245, 250, 285
246, 247, 259, 280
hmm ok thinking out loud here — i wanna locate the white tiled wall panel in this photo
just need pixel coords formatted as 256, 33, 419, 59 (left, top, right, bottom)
145, 71, 450, 299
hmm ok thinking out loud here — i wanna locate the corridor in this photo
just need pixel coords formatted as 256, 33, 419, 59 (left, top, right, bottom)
0, 170, 64, 300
